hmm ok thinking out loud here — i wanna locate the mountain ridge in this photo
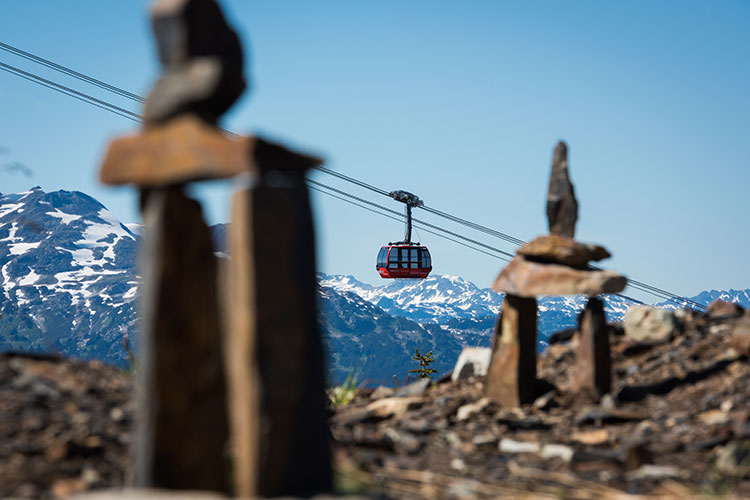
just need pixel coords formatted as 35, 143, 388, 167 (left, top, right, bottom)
0, 187, 744, 384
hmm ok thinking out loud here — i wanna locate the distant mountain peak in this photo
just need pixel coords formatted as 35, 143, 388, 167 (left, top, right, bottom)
0, 187, 747, 385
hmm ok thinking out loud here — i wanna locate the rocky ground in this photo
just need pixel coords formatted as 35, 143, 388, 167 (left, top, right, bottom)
334, 305, 750, 499
3, 306, 750, 499
0, 353, 132, 499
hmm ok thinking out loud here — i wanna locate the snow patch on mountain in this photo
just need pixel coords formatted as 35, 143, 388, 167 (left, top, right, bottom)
46, 208, 81, 225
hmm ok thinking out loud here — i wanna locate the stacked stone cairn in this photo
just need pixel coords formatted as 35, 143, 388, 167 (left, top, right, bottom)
486, 141, 627, 407
98, 0, 330, 497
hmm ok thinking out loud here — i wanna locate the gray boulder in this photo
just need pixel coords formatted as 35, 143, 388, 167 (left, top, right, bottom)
451, 347, 491, 381
624, 306, 678, 343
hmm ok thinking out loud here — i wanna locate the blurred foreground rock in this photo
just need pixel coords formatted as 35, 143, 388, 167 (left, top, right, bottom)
0, 354, 132, 500
72, 490, 373, 500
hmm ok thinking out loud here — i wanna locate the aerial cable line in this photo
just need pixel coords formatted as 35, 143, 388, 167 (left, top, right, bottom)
0, 61, 142, 122
586, 262, 705, 310
308, 178, 517, 261
4, 41, 386, 194
308, 183, 511, 263
421, 205, 526, 246
313, 172, 705, 309
310, 180, 649, 306
313, 164, 391, 197
0, 41, 145, 103
0, 42, 246, 139
0, 45, 706, 310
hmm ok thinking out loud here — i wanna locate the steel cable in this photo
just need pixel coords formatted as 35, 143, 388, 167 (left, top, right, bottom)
0, 42, 707, 310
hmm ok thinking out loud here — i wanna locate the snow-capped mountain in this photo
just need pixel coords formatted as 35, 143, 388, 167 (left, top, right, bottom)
319, 273, 636, 348
0, 187, 738, 385
666, 289, 750, 309
0, 187, 138, 364
319, 274, 504, 323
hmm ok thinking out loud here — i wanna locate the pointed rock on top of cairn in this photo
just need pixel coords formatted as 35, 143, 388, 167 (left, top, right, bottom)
546, 141, 578, 238
145, 0, 246, 125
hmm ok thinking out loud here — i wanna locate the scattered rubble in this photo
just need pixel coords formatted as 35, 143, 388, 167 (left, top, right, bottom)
3, 306, 750, 498
0, 353, 132, 500
333, 305, 750, 499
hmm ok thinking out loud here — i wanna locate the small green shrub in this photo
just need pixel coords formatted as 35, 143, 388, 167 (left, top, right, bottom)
409, 347, 438, 379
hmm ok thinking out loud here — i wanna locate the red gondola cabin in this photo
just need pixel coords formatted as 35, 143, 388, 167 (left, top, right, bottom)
376, 244, 432, 279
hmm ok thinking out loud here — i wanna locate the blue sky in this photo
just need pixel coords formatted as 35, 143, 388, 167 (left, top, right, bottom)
0, 1, 748, 300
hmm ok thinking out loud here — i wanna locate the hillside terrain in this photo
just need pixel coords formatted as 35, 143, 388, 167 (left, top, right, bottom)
2, 305, 750, 498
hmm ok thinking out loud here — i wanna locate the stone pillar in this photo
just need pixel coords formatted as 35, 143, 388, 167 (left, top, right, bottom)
226, 174, 332, 498
135, 186, 229, 492
572, 296, 611, 401
485, 294, 538, 407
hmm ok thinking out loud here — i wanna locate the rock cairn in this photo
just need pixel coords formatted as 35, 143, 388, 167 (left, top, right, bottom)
486, 141, 627, 406
99, 0, 330, 497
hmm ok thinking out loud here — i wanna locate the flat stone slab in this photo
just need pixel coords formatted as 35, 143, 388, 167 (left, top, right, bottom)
517, 234, 610, 268
492, 256, 626, 297
100, 116, 254, 186
72, 491, 225, 500
72, 490, 374, 500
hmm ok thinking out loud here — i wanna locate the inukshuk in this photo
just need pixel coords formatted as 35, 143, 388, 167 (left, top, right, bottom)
486, 141, 627, 406
98, 0, 331, 496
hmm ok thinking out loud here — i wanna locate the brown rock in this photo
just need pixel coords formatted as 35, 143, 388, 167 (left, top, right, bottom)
225, 181, 332, 498
144, 0, 246, 124
367, 397, 425, 420
99, 116, 254, 186
697, 409, 731, 426
370, 386, 395, 400
99, 118, 322, 187
485, 295, 537, 407
52, 478, 86, 499
517, 234, 610, 267
730, 314, 750, 356
135, 187, 229, 492
254, 137, 323, 173
571, 429, 609, 445
571, 297, 611, 401
492, 256, 626, 298
72, 492, 226, 500
546, 141, 578, 238
707, 299, 744, 319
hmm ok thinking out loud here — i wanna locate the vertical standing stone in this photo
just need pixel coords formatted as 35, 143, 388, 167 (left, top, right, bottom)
572, 297, 611, 400
226, 174, 332, 498
135, 186, 229, 492
485, 295, 538, 406
225, 187, 260, 497
546, 141, 578, 238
